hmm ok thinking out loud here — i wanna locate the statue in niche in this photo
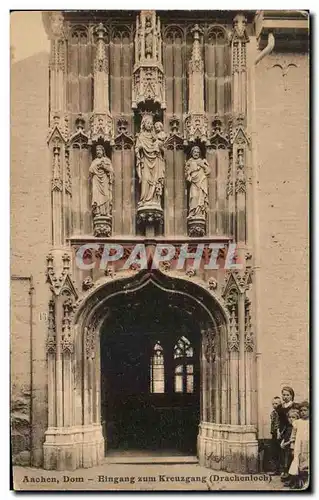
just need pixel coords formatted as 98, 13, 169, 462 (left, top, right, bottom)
185, 146, 210, 219
89, 144, 114, 217
135, 115, 165, 210
144, 16, 153, 59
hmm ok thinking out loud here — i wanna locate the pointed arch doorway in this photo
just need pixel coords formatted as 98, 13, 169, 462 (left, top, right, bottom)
100, 283, 201, 456
43, 269, 258, 472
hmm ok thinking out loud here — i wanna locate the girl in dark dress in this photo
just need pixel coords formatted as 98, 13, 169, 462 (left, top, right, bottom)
277, 386, 299, 480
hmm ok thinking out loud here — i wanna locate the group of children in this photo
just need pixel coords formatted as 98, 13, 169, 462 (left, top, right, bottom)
270, 386, 309, 489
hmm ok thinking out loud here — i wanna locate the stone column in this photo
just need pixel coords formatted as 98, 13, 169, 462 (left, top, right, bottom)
47, 12, 68, 246
238, 290, 246, 425
47, 299, 56, 428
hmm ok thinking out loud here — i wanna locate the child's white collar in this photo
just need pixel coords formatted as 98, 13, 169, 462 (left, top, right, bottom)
282, 401, 293, 408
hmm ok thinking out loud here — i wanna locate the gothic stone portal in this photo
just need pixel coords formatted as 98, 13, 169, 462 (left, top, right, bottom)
43, 271, 258, 472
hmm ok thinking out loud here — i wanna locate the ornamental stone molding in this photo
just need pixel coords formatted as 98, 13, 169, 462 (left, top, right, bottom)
255, 10, 309, 51
228, 304, 239, 352
268, 59, 299, 92
229, 13, 250, 45
89, 23, 114, 146
69, 115, 89, 146
208, 277, 218, 290
47, 113, 69, 144
244, 297, 254, 352
184, 24, 208, 145
165, 115, 184, 150
82, 276, 94, 291
202, 327, 216, 361
46, 251, 78, 298
222, 268, 253, 297
114, 117, 134, 150
208, 116, 229, 150
46, 299, 56, 355
89, 113, 114, 145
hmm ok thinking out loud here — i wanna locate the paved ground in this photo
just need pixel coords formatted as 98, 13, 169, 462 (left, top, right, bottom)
13, 464, 287, 491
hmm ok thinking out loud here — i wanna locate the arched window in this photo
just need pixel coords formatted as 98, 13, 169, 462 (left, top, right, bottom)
150, 341, 165, 393
174, 336, 194, 394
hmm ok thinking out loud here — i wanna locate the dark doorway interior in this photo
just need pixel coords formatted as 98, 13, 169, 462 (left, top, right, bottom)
100, 284, 200, 455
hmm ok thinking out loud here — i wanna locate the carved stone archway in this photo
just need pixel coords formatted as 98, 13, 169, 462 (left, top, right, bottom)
43, 269, 258, 472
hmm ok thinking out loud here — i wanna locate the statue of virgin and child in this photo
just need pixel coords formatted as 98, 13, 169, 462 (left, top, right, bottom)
135, 115, 166, 211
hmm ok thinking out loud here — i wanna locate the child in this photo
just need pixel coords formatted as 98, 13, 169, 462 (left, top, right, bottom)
280, 408, 300, 488
154, 121, 167, 145
269, 396, 282, 475
277, 386, 299, 479
288, 401, 309, 489
280, 407, 300, 481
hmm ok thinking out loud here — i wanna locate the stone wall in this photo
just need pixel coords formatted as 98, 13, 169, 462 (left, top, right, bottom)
11, 51, 51, 465
254, 51, 309, 438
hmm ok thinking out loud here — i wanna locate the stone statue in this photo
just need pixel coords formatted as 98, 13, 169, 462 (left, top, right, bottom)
185, 146, 210, 219
135, 115, 165, 209
154, 121, 167, 146
144, 16, 153, 59
89, 145, 114, 217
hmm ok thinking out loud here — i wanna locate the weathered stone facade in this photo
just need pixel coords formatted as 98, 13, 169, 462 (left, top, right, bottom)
11, 10, 309, 472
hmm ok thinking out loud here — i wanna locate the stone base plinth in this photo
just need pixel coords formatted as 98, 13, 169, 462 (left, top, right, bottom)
43, 424, 104, 471
198, 422, 258, 473
93, 215, 112, 237
136, 206, 164, 234
187, 217, 206, 237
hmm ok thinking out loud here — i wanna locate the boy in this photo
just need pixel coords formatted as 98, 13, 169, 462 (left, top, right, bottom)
269, 396, 282, 475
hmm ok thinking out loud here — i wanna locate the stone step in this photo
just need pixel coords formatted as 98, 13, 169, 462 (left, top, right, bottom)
104, 456, 198, 464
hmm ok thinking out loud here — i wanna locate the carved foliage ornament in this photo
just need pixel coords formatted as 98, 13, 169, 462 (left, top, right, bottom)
61, 297, 75, 354
94, 23, 108, 73
208, 277, 218, 290
136, 209, 164, 226
46, 299, 56, 354
189, 24, 204, 74
93, 218, 112, 237
245, 297, 254, 351
228, 326, 239, 352
51, 142, 63, 192
85, 317, 99, 359
65, 149, 72, 195
184, 114, 208, 145
82, 276, 94, 291
202, 327, 216, 361
226, 150, 233, 199
61, 336, 74, 354
89, 113, 114, 145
